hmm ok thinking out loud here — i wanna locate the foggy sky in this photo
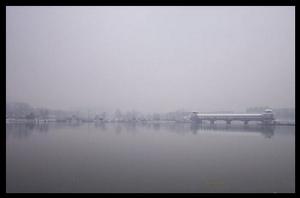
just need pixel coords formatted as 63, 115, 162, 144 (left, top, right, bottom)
6, 6, 295, 113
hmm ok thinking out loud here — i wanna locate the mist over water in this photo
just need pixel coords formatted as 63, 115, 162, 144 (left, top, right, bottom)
6, 6, 295, 113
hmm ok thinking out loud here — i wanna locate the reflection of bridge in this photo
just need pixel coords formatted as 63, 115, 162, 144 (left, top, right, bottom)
190, 123, 275, 138
191, 109, 275, 125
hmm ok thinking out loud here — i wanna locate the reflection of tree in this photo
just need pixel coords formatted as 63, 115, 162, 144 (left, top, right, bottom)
37, 124, 49, 133
68, 122, 81, 127
6, 124, 33, 139
114, 124, 122, 134
25, 123, 35, 130
95, 122, 106, 131
124, 122, 137, 133
153, 123, 160, 131
7, 123, 54, 139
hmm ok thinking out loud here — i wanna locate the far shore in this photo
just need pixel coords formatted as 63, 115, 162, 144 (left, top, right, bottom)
5, 118, 295, 126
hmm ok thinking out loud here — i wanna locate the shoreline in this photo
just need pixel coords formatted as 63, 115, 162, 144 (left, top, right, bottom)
6, 119, 295, 126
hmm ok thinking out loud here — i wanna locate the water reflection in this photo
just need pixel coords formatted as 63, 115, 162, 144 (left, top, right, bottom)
37, 123, 49, 133
123, 122, 137, 134
153, 123, 161, 131
114, 124, 122, 134
6, 123, 34, 139
6, 122, 277, 139
6, 122, 294, 193
94, 122, 107, 131
190, 123, 275, 138
6, 123, 71, 139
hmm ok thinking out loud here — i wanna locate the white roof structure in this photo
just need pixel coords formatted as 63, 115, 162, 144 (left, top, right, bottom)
195, 113, 262, 117
191, 109, 274, 123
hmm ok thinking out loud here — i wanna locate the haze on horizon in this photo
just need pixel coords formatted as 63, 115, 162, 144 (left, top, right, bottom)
6, 6, 295, 113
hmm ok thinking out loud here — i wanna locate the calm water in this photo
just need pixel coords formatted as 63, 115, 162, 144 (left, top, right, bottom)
6, 122, 295, 193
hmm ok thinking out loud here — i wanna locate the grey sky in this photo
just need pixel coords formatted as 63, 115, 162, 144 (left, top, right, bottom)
6, 6, 295, 113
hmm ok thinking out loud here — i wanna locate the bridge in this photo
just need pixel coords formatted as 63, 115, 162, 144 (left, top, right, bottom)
190, 109, 275, 125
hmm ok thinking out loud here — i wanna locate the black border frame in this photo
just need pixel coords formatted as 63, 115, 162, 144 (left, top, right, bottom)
1, 0, 297, 197
2, 0, 298, 6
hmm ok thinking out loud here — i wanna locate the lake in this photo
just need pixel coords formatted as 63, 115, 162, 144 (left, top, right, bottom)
6, 122, 295, 193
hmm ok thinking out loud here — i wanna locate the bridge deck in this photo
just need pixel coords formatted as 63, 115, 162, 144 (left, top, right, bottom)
196, 114, 263, 120
192, 110, 274, 124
